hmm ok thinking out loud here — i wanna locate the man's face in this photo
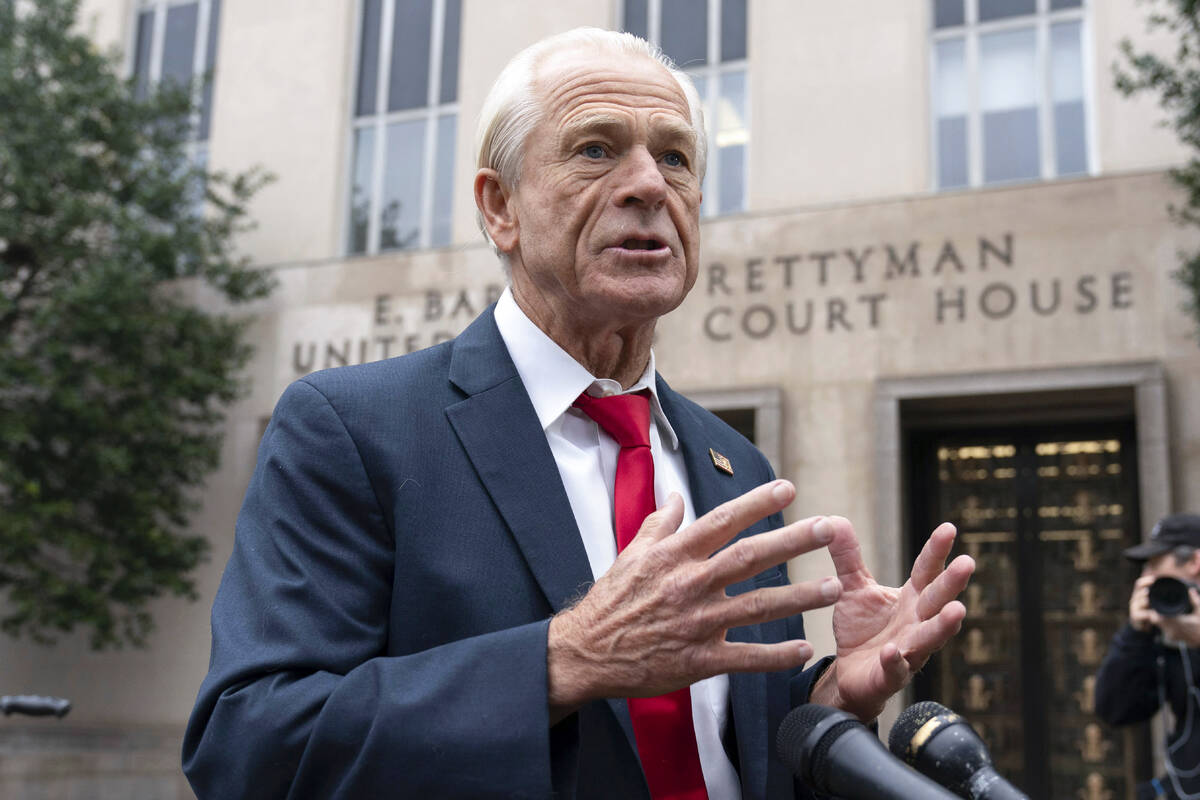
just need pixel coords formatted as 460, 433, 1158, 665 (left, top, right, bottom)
503, 49, 702, 331
1141, 550, 1200, 581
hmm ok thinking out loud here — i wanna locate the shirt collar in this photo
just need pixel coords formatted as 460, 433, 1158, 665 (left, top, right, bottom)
493, 287, 680, 450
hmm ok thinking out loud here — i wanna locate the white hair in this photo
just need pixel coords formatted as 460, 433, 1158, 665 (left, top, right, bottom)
474, 27, 707, 263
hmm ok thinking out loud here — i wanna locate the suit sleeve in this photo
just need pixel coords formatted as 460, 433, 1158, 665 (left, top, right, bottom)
182, 380, 556, 800
1094, 623, 1162, 726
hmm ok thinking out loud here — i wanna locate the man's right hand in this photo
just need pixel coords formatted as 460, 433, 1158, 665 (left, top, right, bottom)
545, 479, 840, 722
1129, 574, 1157, 633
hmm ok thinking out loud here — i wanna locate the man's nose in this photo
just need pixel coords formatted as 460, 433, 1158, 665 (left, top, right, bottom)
614, 147, 668, 208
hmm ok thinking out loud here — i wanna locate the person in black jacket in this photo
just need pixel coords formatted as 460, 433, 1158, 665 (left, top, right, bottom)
1095, 513, 1200, 800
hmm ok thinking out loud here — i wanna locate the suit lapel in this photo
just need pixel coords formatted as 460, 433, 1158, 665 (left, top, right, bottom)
446, 309, 593, 614
447, 308, 641, 761
658, 378, 772, 800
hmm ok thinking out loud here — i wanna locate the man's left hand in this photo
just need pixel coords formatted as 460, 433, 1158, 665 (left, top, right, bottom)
808, 517, 975, 721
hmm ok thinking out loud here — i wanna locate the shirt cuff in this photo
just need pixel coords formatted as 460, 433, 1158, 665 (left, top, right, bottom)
804, 655, 837, 704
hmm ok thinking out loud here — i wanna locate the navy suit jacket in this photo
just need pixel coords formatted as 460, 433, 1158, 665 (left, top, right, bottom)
183, 307, 825, 799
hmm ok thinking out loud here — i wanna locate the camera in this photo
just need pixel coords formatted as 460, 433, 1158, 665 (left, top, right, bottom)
1149, 577, 1198, 617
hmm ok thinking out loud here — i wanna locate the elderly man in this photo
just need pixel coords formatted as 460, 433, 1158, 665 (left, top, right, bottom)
183, 28, 973, 800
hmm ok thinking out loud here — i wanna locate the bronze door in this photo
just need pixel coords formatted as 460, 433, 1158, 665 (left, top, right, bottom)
909, 422, 1151, 800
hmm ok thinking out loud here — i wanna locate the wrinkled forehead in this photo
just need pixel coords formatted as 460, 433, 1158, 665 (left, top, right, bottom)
533, 48, 694, 133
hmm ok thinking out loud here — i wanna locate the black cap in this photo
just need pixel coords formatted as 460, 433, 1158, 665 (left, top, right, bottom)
1123, 514, 1200, 561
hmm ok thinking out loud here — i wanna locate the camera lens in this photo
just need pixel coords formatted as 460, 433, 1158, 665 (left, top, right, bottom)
1149, 577, 1194, 617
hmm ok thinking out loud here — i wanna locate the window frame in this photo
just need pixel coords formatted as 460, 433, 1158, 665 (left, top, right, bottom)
929, 0, 1095, 191
343, 0, 460, 256
688, 386, 783, 476
126, 0, 220, 176
618, 0, 749, 218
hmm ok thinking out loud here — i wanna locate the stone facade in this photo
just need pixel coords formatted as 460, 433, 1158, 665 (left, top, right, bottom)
3, 1, 1198, 797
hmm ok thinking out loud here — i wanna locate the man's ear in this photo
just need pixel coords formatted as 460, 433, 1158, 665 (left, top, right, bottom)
474, 168, 518, 254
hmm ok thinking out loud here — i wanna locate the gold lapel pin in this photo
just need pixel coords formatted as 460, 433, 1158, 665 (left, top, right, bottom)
709, 448, 733, 476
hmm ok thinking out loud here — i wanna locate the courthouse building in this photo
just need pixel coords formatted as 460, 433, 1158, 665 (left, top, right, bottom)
3, 1, 1199, 798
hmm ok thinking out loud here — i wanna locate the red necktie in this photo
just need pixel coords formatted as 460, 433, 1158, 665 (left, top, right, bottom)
573, 391, 709, 800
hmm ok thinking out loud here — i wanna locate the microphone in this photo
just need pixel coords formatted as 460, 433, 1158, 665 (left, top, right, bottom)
776, 704, 960, 800
888, 700, 1029, 800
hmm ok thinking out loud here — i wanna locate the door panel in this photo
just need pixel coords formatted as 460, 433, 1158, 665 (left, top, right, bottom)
910, 422, 1150, 800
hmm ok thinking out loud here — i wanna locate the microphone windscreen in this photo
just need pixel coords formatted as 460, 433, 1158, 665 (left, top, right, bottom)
888, 699, 950, 758
776, 704, 858, 785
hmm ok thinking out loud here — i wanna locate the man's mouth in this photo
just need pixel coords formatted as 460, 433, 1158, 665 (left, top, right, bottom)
620, 238, 666, 251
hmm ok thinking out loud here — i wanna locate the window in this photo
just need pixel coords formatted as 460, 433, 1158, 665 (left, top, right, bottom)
347, 0, 461, 255
131, 0, 222, 162
690, 387, 782, 473
621, 0, 748, 217
932, 0, 1089, 190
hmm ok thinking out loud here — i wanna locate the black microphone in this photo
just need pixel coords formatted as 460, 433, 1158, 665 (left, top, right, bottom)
776, 704, 960, 799
888, 701, 1029, 800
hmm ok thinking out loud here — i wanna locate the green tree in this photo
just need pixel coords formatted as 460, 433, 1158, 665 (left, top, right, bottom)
0, 0, 272, 648
1117, 0, 1200, 342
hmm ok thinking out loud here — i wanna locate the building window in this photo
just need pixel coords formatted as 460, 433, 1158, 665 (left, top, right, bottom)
131, 0, 221, 168
690, 387, 782, 473
348, 0, 461, 255
621, 0, 748, 217
932, 0, 1089, 190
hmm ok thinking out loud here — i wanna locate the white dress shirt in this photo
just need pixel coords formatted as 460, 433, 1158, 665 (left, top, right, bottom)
494, 288, 741, 799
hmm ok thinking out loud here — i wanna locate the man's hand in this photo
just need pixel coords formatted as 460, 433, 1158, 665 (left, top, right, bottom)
547, 480, 840, 721
1150, 586, 1200, 647
808, 517, 974, 722
1129, 575, 1157, 633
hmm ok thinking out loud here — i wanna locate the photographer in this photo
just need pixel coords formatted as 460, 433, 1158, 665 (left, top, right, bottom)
1095, 514, 1200, 800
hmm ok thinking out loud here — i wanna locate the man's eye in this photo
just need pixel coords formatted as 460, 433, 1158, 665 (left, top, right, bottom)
663, 151, 687, 168
582, 144, 606, 159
